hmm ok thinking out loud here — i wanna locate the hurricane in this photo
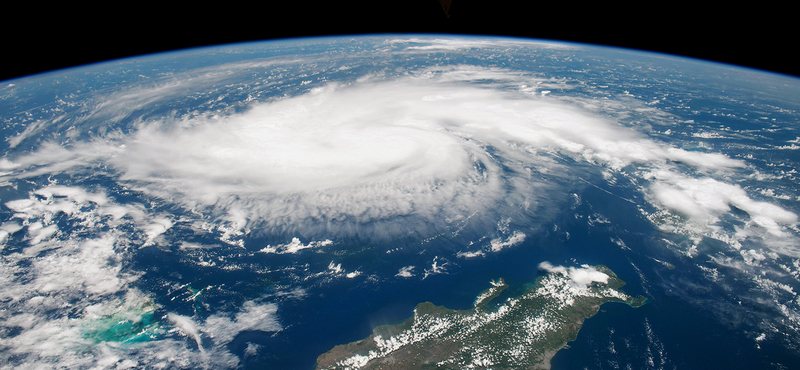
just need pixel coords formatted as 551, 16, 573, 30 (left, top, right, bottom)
1, 36, 798, 369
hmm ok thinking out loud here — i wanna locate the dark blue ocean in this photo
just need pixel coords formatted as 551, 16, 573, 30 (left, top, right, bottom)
4, 35, 799, 369
120, 174, 800, 369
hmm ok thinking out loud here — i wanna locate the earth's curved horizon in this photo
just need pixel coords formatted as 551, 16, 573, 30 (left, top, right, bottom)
1, 35, 798, 369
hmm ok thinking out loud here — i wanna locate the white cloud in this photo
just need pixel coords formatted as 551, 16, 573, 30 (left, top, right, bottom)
392, 37, 572, 52
489, 231, 527, 252
346, 270, 362, 278
1, 66, 794, 252
396, 266, 415, 277
328, 261, 343, 273
245, 342, 261, 358
538, 261, 609, 289
168, 314, 205, 353
456, 250, 485, 258
645, 169, 798, 249
259, 237, 333, 254
270, 287, 308, 300
0, 185, 280, 368
422, 257, 448, 280
0, 75, 669, 240
203, 301, 281, 345
2, 42, 799, 368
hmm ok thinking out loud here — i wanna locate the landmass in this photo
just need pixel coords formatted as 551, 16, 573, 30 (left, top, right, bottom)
316, 264, 647, 369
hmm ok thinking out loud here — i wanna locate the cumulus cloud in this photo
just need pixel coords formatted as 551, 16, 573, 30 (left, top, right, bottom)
538, 262, 609, 289
1, 66, 794, 249
396, 266, 415, 277
648, 172, 797, 228
2, 44, 799, 369
0, 186, 167, 367
456, 250, 485, 258
644, 169, 799, 255
259, 237, 333, 254
0, 185, 283, 368
422, 257, 448, 280
489, 231, 527, 252
203, 301, 281, 345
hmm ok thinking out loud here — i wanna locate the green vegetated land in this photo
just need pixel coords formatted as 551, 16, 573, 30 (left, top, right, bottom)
316, 265, 647, 369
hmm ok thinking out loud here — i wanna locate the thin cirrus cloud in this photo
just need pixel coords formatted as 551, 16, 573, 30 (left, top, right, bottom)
2, 66, 796, 249
0, 184, 281, 368
1, 58, 799, 369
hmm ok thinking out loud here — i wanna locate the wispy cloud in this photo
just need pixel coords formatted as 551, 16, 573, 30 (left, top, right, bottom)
0, 184, 280, 368
3, 67, 794, 249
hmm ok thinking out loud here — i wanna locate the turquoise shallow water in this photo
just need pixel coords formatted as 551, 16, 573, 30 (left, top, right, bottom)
1, 35, 799, 369
82, 309, 160, 344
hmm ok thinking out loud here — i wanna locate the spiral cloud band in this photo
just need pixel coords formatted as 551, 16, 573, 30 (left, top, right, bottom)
4, 67, 795, 245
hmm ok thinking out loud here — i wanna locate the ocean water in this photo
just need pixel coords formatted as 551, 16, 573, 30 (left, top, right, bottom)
2, 35, 799, 369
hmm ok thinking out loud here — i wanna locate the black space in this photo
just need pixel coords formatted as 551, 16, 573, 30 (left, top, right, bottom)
4, 1, 795, 82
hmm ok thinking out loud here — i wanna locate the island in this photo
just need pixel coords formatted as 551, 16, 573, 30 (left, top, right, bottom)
316, 264, 647, 369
